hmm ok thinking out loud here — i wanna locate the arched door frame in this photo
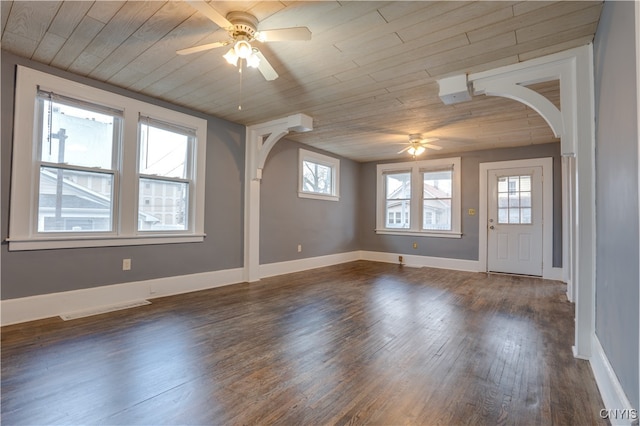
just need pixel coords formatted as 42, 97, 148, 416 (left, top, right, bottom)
446, 44, 595, 359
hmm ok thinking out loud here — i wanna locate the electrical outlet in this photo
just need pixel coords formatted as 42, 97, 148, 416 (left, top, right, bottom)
297, 244, 302, 253
122, 258, 131, 271
412, 242, 418, 249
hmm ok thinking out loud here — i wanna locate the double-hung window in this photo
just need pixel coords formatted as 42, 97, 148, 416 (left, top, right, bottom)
138, 117, 194, 231
36, 90, 121, 233
9, 66, 207, 250
376, 157, 461, 238
298, 149, 340, 201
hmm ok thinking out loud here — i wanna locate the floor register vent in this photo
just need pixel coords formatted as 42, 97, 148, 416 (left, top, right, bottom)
59, 300, 151, 321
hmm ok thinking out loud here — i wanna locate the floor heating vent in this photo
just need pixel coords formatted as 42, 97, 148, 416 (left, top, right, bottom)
59, 300, 151, 321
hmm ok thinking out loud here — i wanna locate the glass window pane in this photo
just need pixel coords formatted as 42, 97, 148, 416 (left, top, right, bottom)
498, 193, 509, 208
520, 175, 531, 191
138, 179, 188, 231
509, 194, 520, 208
303, 160, 332, 194
521, 191, 531, 207
508, 176, 519, 193
385, 200, 409, 228
498, 208, 509, 224
386, 173, 411, 199
40, 98, 116, 169
521, 208, 532, 224
509, 208, 520, 223
423, 170, 452, 197
139, 122, 189, 179
498, 177, 508, 193
38, 167, 113, 232
423, 199, 451, 230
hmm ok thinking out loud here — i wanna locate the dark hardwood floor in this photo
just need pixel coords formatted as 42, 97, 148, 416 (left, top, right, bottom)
1, 261, 606, 425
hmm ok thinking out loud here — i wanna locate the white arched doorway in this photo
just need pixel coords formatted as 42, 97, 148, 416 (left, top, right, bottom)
438, 44, 596, 359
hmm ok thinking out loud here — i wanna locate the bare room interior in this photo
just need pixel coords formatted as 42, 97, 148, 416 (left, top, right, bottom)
1, 1, 638, 424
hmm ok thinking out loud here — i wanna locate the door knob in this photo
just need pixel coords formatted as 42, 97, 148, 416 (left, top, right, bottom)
489, 225, 495, 230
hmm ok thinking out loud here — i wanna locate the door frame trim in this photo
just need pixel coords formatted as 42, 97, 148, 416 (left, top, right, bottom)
479, 157, 555, 279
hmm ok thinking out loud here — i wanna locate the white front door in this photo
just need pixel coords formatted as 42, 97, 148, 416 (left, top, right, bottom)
487, 166, 543, 276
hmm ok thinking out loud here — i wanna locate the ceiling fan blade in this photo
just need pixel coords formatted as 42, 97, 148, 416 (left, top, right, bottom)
423, 144, 443, 151
257, 27, 311, 42
254, 51, 279, 81
397, 146, 411, 154
176, 41, 228, 55
186, 0, 232, 29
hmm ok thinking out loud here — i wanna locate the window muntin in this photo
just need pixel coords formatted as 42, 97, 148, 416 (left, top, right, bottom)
298, 149, 340, 201
497, 175, 532, 224
376, 157, 461, 238
9, 66, 207, 250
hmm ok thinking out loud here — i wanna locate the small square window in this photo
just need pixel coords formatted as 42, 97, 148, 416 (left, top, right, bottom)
298, 149, 340, 201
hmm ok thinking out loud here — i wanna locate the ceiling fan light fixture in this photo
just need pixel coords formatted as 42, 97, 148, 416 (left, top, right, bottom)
223, 48, 238, 66
234, 40, 253, 59
407, 146, 426, 156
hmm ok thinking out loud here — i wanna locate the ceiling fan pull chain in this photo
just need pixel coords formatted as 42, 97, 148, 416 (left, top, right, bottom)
238, 59, 243, 111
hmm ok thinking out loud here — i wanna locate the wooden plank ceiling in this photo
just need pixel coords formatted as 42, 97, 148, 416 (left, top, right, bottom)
1, 1, 602, 162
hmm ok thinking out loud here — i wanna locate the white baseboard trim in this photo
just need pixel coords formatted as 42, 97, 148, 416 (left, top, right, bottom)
259, 251, 361, 278
0, 253, 564, 326
359, 250, 483, 272
590, 334, 638, 425
1, 267, 244, 326
545, 267, 564, 281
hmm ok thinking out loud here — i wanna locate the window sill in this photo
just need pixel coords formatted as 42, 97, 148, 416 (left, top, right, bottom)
7, 234, 206, 251
374, 229, 462, 239
298, 192, 340, 202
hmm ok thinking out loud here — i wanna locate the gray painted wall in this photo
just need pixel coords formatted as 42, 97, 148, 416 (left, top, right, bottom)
593, 1, 640, 409
260, 138, 360, 264
358, 143, 563, 266
1, 51, 246, 300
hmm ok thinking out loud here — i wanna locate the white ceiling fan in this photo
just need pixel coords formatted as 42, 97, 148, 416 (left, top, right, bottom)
398, 134, 443, 157
177, 0, 312, 81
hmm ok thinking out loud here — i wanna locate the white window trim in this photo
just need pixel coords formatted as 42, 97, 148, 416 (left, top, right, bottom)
8, 66, 207, 251
298, 148, 340, 201
376, 157, 462, 238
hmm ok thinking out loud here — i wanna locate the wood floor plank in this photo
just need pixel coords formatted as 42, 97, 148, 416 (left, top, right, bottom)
1, 261, 607, 425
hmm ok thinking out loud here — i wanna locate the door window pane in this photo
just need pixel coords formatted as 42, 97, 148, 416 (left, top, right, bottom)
497, 175, 533, 224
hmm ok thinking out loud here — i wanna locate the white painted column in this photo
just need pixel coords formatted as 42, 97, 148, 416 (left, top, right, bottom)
243, 114, 313, 282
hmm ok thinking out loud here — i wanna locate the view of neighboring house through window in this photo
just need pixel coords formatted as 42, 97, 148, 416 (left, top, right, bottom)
8, 66, 207, 250
138, 118, 193, 231
37, 91, 120, 233
298, 149, 340, 201
376, 157, 461, 238
384, 172, 411, 228
422, 169, 452, 230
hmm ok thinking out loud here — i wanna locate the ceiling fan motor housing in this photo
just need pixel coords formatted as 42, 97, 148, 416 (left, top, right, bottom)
226, 11, 258, 40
